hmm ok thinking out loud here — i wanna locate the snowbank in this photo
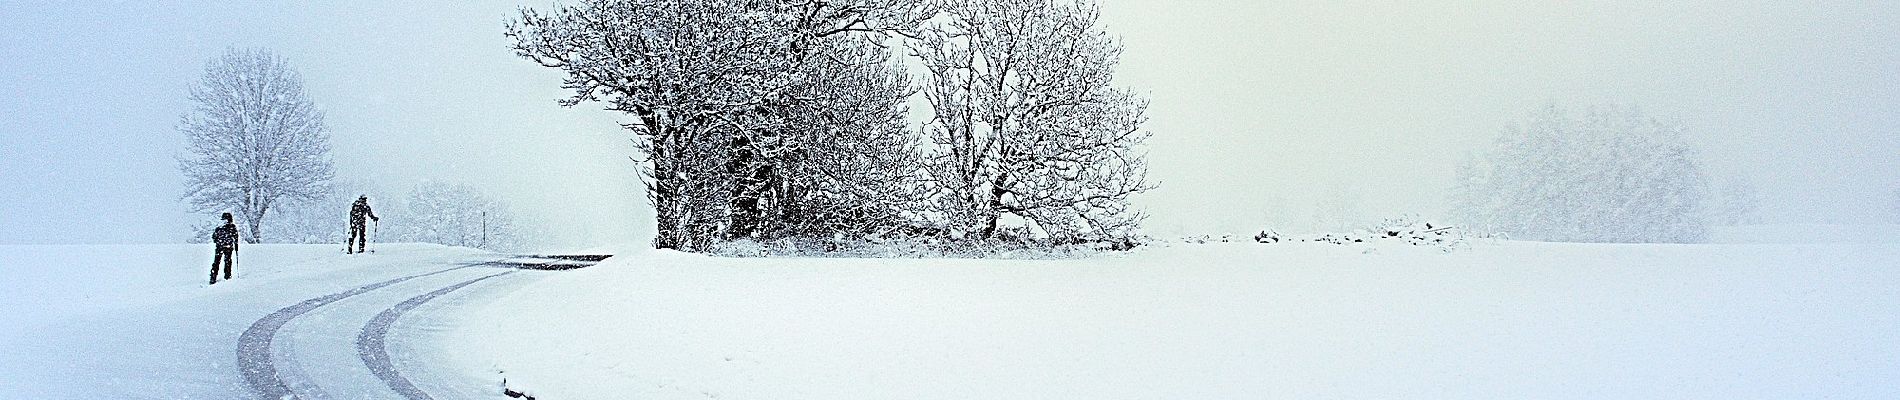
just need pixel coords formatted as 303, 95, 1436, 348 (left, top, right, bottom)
453, 241, 1900, 399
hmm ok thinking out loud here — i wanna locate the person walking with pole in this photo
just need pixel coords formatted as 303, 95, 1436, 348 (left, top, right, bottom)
210, 212, 239, 284
348, 195, 380, 254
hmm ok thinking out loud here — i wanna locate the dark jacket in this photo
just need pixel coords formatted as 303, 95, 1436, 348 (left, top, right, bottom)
350, 199, 378, 225
213, 222, 240, 250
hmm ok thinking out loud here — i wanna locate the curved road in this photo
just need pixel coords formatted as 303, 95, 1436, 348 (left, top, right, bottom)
237, 261, 538, 399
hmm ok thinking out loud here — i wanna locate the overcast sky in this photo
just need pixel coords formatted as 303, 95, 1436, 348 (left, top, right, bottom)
3, 1, 1897, 245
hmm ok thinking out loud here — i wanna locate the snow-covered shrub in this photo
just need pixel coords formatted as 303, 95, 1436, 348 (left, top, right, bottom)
1304, 233, 1367, 245
1451, 105, 1710, 243
1252, 229, 1284, 243
1183, 234, 1241, 244
710, 234, 1112, 260
1367, 216, 1467, 250
1245, 216, 1469, 251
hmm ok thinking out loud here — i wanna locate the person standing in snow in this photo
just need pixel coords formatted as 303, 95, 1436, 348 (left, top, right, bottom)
347, 195, 380, 254
210, 212, 239, 284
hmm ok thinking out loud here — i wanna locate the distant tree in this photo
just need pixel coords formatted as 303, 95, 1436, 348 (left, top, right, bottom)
912, 0, 1153, 243
178, 48, 334, 244
261, 179, 395, 244
1451, 106, 1709, 243
507, 0, 932, 250
1310, 186, 1367, 233
1711, 175, 1762, 226
1448, 152, 1491, 233
391, 181, 525, 251
263, 184, 350, 244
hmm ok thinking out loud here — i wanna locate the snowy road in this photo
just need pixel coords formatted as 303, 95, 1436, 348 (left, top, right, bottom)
239, 263, 520, 399
0, 244, 560, 399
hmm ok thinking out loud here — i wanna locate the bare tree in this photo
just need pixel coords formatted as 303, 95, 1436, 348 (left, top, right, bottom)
912, 0, 1153, 244
507, 0, 931, 250
178, 48, 334, 244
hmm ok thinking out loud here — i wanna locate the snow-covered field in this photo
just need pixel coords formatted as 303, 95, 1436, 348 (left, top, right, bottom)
455, 237, 1900, 399
1710, 224, 1900, 244
4, 229, 1897, 399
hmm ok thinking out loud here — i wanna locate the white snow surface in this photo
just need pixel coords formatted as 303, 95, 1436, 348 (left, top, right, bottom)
455, 239, 1900, 400
0, 243, 528, 399
4, 234, 1898, 399
1709, 223, 1900, 244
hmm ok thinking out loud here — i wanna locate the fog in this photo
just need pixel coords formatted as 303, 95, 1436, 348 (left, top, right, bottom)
3, 1, 1896, 245
1100, 0, 1900, 235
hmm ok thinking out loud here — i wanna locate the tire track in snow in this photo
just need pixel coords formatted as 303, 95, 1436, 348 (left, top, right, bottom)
356, 270, 517, 400
238, 263, 480, 399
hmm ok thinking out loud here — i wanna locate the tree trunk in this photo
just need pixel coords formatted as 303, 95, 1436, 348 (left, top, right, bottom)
651, 174, 682, 250
980, 172, 1010, 239
647, 121, 684, 250
245, 211, 264, 244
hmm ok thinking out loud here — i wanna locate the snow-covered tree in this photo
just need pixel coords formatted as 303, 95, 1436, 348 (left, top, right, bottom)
1451, 105, 1709, 243
262, 196, 343, 244
912, 0, 1153, 244
389, 181, 527, 251
264, 181, 352, 244
508, 0, 932, 250
739, 43, 929, 240
178, 48, 334, 244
